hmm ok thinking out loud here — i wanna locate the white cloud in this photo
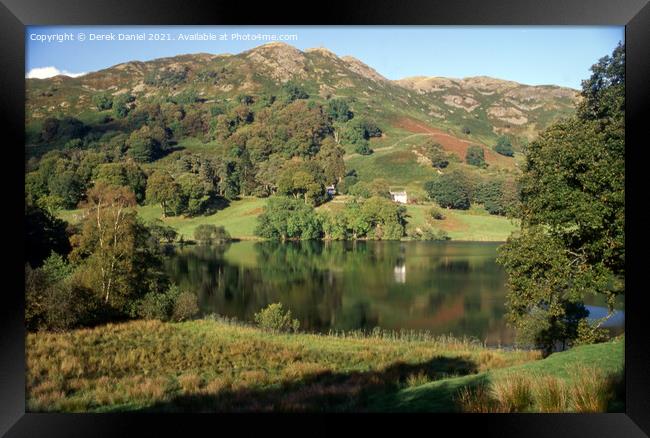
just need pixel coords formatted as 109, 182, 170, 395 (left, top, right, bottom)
26, 66, 87, 79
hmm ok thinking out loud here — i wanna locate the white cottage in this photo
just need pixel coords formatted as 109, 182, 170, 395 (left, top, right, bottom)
389, 190, 408, 204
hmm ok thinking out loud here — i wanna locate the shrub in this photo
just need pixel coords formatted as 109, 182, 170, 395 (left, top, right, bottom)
465, 145, 486, 167
92, 93, 113, 111
194, 224, 231, 244
326, 98, 353, 122
253, 303, 300, 333
26, 256, 101, 331
147, 219, 178, 243
138, 284, 181, 321
424, 171, 471, 210
409, 225, 450, 241
494, 136, 514, 157
172, 292, 200, 322
354, 141, 373, 155
427, 206, 446, 221
138, 284, 200, 322
255, 197, 322, 240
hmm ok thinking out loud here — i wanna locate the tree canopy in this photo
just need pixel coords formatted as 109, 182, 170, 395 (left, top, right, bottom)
498, 42, 625, 354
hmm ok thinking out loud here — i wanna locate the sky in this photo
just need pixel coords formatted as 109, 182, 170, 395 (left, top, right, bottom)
25, 26, 623, 89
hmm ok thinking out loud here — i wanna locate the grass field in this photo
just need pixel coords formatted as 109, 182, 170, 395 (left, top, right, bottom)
58, 196, 517, 242
59, 197, 267, 240
405, 204, 519, 241
26, 319, 623, 413
367, 337, 624, 412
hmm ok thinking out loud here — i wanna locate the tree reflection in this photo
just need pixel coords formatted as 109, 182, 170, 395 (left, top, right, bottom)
165, 241, 519, 345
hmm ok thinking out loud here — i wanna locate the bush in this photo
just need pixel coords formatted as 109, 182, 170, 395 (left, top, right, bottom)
494, 136, 514, 157
255, 197, 322, 240
92, 93, 113, 111
139, 284, 181, 321
147, 219, 178, 243
465, 145, 486, 167
25, 264, 100, 332
326, 98, 353, 122
253, 303, 300, 333
424, 171, 472, 210
427, 206, 446, 221
172, 292, 200, 322
354, 141, 373, 155
194, 224, 231, 244
410, 225, 450, 241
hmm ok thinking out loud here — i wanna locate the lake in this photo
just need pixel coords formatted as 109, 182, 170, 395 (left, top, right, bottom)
165, 240, 623, 346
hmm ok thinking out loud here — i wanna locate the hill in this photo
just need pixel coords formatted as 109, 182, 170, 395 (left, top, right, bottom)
25, 42, 579, 239
26, 42, 578, 153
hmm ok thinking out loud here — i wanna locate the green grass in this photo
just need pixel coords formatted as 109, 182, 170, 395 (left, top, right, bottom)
26, 318, 541, 413
58, 198, 516, 242
405, 204, 519, 241
59, 197, 267, 240
365, 337, 624, 412
26, 319, 622, 413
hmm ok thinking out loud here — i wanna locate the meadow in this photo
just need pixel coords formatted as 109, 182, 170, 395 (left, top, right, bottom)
26, 318, 623, 412
58, 196, 517, 242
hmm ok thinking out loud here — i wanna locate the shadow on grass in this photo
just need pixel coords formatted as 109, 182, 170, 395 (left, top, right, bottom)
134, 356, 479, 413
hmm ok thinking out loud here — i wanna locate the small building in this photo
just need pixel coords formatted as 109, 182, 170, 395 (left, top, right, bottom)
389, 190, 408, 204
326, 185, 337, 196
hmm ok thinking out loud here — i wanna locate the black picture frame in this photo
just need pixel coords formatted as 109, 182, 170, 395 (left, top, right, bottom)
3, 0, 649, 436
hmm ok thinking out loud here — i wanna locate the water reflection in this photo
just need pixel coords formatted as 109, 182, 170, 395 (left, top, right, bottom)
165, 241, 623, 346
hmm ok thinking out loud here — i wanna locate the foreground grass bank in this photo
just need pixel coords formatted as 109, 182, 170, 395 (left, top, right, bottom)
26, 319, 622, 412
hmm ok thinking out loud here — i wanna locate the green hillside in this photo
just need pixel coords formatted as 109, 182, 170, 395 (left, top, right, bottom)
26, 42, 577, 242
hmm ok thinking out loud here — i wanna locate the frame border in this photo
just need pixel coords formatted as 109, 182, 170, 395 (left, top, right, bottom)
3, 0, 649, 436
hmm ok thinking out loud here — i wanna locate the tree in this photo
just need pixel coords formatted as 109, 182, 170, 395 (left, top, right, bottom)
177, 172, 215, 216
474, 180, 506, 215
577, 41, 624, 122
497, 43, 625, 353
255, 197, 322, 240
360, 196, 407, 240
47, 170, 83, 209
194, 224, 231, 244
94, 162, 148, 204
113, 93, 134, 119
277, 162, 326, 206
326, 98, 353, 122
494, 136, 514, 157
316, 138, 346, 184
465, 145, 486, 167
69, 183, 157, 309
146, 171, 183, 217
127, 126, 163, 163
424, 171, 471, 210
25, 203, 71, 268
422, 140, 449, 169
282, 81, 309, 103
354, 142, 373, 155
147, 219, 178, 243
92, 93, 113, 111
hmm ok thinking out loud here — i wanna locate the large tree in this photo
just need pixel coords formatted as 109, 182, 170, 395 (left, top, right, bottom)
497, 43, 625, 354
146, 171, 183, 217
70, 182, 165, 311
